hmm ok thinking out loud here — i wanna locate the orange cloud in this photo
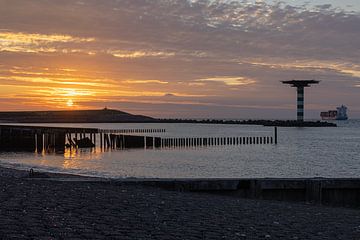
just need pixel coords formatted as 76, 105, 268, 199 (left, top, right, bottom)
110, 50, 175, 58
196, 76, 256, 86
0, 31, 95, 53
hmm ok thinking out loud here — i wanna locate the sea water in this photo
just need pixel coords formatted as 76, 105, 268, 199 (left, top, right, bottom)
0, 121, 359, 178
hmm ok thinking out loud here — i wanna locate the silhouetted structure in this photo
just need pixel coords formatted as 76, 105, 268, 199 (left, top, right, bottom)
282, 80, 320, 121
0, 125, 276, 152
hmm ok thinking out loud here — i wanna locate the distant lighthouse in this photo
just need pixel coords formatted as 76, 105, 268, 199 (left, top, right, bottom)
282, 80, 320, 121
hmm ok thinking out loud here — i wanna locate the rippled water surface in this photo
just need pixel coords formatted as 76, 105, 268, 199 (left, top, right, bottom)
0, 121, 359, 178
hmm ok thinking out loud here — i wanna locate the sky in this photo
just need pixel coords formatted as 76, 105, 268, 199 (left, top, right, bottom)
0, 0, 359, 119
266, 0, 360, 11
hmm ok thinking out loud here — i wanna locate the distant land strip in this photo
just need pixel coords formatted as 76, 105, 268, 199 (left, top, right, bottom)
0, 109, 154, 123
156, 119, 337, 127
0, 109, 336, 127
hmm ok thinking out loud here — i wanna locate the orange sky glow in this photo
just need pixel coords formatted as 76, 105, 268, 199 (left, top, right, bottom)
0, 0, 359, 119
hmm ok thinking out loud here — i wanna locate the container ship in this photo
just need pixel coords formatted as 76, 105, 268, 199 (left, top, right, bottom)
320, 105, 348, 120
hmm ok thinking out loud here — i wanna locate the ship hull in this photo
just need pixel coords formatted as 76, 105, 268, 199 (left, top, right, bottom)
321, 117, 336, 120
321, 117, 348, 121
336, 116, 348, 121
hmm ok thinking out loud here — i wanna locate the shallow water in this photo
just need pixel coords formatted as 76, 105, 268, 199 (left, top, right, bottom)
0, 121, 359, 178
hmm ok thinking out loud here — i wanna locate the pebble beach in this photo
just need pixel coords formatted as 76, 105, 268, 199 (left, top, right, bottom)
0, 166, 360, 240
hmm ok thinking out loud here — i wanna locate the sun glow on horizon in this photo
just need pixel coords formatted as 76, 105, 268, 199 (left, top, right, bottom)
66, 99, 74, 107
0, 65, 213, 111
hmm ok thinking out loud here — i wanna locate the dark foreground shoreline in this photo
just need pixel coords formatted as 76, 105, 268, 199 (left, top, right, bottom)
0, 166, 359, 239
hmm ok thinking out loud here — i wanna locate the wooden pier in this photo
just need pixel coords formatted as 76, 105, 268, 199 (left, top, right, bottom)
0, 125, 277, 152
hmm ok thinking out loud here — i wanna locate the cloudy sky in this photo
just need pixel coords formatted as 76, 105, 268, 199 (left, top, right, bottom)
0, 0, 359, 119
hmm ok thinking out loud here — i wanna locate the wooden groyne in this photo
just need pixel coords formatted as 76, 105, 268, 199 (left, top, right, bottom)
0, 125, 166, 152
0, 125, 277, 152
100, 134, 162, 149
101, 129, 165, 134
161, 136, 274, 148
100, 134, 275, 150
0, 125, 98, 152
160, 127, 279, 148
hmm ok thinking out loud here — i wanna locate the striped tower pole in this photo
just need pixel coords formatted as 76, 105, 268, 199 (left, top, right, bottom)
282, 80, 319, 122
297, 86, 304, 121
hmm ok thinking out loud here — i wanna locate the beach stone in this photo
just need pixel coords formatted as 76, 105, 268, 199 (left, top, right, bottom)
1, 167, 360, 239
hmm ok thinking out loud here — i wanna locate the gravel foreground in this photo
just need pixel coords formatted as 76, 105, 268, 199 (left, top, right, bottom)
0, 167, 360, 240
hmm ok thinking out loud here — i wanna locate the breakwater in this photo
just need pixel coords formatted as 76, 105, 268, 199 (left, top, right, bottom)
119, 178, 360, 208
157, 119, 337, 127
0, 125, 166, 152
0, 125, 277, 152
161, 136, 275, 148
0, 109, 337, 127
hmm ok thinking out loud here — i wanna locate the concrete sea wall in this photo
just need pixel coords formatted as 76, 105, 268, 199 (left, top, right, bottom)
116, 178, 360, 208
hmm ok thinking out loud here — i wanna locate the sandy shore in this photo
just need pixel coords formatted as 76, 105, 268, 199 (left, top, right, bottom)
0, 166, 360, 239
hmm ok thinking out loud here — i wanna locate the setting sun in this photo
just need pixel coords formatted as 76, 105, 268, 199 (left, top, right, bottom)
66, 99, 74, 107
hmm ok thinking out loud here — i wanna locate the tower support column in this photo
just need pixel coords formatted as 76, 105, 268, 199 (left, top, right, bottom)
297, 86, 304, 121
282, 80, 319, 122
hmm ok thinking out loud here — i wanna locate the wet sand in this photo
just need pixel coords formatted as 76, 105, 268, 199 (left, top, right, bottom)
0, 166, 359, 239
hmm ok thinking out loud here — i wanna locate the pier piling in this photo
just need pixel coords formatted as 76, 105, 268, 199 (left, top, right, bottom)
0, 125, 277, 152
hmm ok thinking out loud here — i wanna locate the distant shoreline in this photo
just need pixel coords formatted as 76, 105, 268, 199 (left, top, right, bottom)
0, 109, 336, 127
156, 119, 337, 127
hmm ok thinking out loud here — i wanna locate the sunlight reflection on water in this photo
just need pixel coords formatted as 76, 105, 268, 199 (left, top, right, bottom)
0, 121, 359, 178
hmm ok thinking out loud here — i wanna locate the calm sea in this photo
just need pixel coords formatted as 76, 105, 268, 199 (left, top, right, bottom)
0, 121, 359, 178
